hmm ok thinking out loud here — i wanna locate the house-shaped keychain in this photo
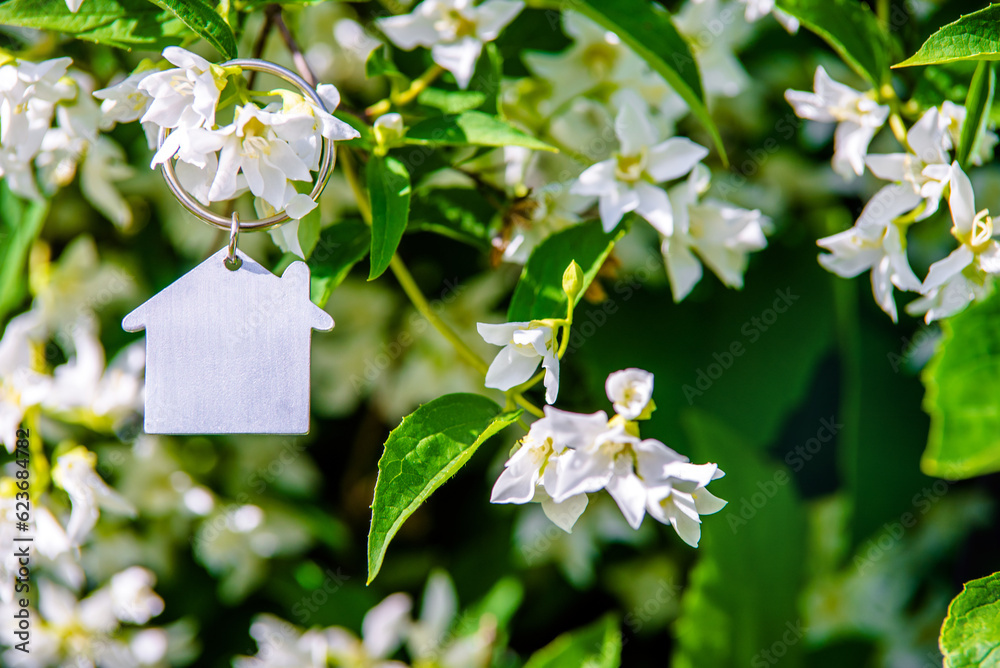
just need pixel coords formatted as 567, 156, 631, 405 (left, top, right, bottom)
123, 248, 333, 434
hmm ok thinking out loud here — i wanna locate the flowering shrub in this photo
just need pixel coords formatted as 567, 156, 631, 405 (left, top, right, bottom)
3, 0, 1000, 666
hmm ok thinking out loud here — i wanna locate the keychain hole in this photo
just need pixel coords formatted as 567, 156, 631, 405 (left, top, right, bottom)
224, 256, 243, 271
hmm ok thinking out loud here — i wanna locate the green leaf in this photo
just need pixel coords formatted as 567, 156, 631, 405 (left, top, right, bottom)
470, 42, 502, 116
673, 411, 807, 668
0, 185, 49, 322
921, 289, 1000, 479
939, 571, 1000, 668
307, 219, 371, 307
0, 0, 185, 50
366, 394, 520, 583
523, 614, 621, 668
417, 88, 488, 114
896, 5, 1000, 68
366, 45, 406, 80
565, 0, 728, 165
404, 111, 557, 151
507, 220, 624, 321
958, 61, 995, 169
408, 188, 494, 251
367, 155, 412, 280
146, 0, 237, 59
465, 577, 524, 633
777, 0, 888, 86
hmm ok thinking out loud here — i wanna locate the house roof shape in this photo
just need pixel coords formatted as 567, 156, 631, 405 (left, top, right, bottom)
122, 248, 333, 334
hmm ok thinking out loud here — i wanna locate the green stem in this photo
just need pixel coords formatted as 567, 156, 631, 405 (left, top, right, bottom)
389, 254, 490, 377
340, 147, 545, 422
366, 65, 444, 117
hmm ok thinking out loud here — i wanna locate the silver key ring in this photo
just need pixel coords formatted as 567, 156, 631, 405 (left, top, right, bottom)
156, 58, 336, 232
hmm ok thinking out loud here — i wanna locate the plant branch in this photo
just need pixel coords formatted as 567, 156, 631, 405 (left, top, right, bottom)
270, 6, 318, 87
246, 7, 276, 90
339, 146, 544, 422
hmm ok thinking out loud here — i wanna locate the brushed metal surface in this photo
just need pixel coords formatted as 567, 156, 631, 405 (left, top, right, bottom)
123, 248, 333, 434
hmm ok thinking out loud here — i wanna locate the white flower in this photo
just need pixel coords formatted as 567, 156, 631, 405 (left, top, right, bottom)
816, 184, 923, 321
523, 11, 672, 110
739, 0, 799, 32
478, 320, 560, 403
549, 425, 693, 530
911, 162, 1000, 322
0, 56, 74, 164
234, 615, 329, 668
939, 100, 998, 167
51, 445, 136, 545
79, 136, 135, 228
325, 595, 412, 668
139, 46, 226, 130
571, 92, 708, 234
866, 107, 953, 219
502, 183, 593, 264
377, 0, 524, 89
676, 0, 751, 98
645, 461, 727, 547
0, 312, 50, 452
605, 368, 654, 420
785, 66, 889, 179
0, 57, 77, 199
94, 69, 154, 127
208, 104, 314, 212
105, 567, 165, 625
661, 164, 769, 301
491, 407, 608, 504
268, 83, 360, 171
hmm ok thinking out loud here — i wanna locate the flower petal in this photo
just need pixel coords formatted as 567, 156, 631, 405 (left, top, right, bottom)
431, 38, 484, 89
646, 137, 709, 183
484, 344, 541, 390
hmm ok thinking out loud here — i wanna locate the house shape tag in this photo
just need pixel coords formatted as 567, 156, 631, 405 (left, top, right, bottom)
123, 248, 333, 434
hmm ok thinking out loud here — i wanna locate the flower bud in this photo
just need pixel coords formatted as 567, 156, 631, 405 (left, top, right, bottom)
374, 113, 405, 151
562, 260, 584, 302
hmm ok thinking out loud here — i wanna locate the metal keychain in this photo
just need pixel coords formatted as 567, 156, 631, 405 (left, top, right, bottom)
123, 59, 335, 435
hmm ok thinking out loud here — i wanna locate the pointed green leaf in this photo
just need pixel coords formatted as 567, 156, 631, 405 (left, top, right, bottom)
417, 88, 488, 114
0, 0, 186, 50
0, 185, 49, 321
958, 61, 995, 169
921, 289, 1000, 480
507, 220, 624, 321
307, 219, 370, 307
367, 155, 411, 280
367, 394, 520, 583
777, 0, 889, 86
408, 188, 494, 252
567, 0, 728, 165
523, 614, 621, 668
673, 411, 807, 668
147, 0, 237, 59
940, 571, 1000, 668
896, 5, 1000, 68
404, 111, 557, 151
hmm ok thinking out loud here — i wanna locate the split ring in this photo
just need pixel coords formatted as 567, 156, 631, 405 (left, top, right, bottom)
156, 58, 335, 232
